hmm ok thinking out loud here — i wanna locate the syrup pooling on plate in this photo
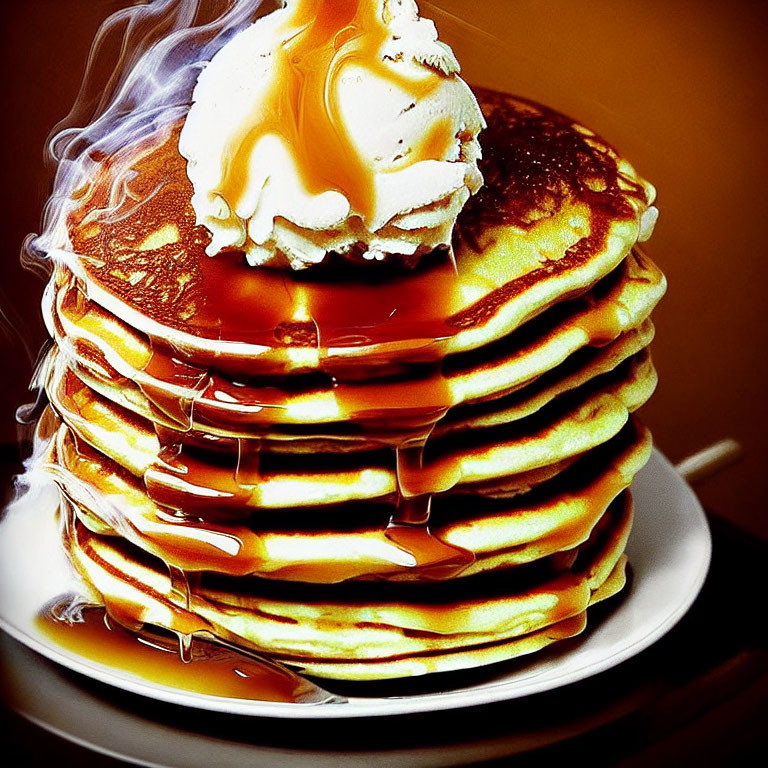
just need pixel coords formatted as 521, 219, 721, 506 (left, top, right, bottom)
45, 506, 342, 700
36, 606, 341, 703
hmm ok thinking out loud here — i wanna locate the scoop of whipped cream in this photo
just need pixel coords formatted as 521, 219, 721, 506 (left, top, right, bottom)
179, 0, 485, 269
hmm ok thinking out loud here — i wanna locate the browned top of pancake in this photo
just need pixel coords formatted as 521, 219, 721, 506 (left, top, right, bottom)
66, 89, 648, 346
69, 121, 208, 328
458, 89, 645, 239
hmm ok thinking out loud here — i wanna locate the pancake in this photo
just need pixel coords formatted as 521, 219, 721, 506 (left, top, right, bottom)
34, 84, 664, 681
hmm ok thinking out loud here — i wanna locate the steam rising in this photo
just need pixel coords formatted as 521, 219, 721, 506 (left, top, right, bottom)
9, 2, 272, 371
33, 0, 276, 260
0, 422, 97, 628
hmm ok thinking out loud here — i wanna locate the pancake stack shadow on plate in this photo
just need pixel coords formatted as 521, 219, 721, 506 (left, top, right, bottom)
35, 88, 665, 681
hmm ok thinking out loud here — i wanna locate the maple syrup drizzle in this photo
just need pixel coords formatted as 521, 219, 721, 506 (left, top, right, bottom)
381, 395, 474, 578
139, 341, 210, 431
60, 82, 648, 594
572, 294, 632, 348
167, 563, 196, 659
193, 246, 465, 349
221, 0, 454, 225
35, 607, 334, 703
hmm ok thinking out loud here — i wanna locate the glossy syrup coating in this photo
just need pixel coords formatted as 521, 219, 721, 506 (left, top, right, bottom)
40, 80, 660, 684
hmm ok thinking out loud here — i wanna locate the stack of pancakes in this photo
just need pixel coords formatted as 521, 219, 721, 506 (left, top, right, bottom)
37, 88, 665, 680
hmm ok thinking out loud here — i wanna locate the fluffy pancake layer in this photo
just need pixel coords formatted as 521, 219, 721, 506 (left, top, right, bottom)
64, 491, 632, 680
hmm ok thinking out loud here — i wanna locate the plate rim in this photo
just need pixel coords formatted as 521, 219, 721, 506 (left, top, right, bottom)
0, 447, 712, 719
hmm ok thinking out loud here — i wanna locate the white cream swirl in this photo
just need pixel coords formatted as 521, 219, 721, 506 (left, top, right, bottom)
179, 0, 485, 269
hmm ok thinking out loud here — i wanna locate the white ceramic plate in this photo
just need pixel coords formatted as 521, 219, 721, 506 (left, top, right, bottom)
0, 449, 711, 719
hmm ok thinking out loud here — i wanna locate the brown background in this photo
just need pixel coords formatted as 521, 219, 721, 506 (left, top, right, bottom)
1, 0, 766, 538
